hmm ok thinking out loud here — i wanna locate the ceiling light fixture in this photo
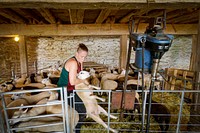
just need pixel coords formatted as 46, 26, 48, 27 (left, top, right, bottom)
14, 36, 19, 42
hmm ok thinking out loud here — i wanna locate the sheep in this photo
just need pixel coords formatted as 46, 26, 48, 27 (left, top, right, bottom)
0, 83, 12, 92
6, 98, 30, 119
14, 82, 46, 89
6, 90, 50, 118
99, 72, 119, 95
146, 99, 171, 132
76, 70, 118, 133
101, 79, 118, 95
35, 74, 43, 83
90, 68, 100, 88
10, 91, 53, 105
11, 91, 58, 125
0, 95, 13, 110
10, 98, 49, 125
100, 72, 119, 81
14, 74, 27, 85
13, 120, 64, 132
41, 78, 57, 88
10, 91, 79, 133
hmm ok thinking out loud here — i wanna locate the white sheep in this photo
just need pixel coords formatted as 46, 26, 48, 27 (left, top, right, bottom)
76, 71, 118, 133
11, 91, 52, 104
90, 68, 100, 87
13, 120, 64, 132
101, 79, 118, 95
10, 91, 79, 133
0, 83, 14, 92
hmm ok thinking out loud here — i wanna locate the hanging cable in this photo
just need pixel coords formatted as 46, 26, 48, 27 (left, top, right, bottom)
140, 37, 146, 133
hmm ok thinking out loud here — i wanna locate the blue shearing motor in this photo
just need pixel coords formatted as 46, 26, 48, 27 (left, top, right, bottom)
131, 25, 174, 71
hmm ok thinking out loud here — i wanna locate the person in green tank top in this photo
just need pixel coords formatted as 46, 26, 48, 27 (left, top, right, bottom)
57, 43, 88, 133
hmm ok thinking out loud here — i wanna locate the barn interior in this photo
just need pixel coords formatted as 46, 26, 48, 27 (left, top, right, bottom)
0, 0, 200, 133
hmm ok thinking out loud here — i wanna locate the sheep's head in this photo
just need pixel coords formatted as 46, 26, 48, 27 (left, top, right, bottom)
48, 91, 59, 101
11, 90, 25, 100
41, 78, 52, 85
77, 71, 90, 80
0, 83, 14, 92
10, 104, 28, 125
0, 84, 6, 92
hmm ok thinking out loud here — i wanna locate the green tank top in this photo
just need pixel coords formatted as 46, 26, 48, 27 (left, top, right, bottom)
57, 66, 69, 87
57, 56, 81, 90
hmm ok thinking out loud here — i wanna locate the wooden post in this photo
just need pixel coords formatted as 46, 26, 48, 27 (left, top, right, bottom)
190, 10, 200, 112
18, 36, 28, 76
119, 35, 128, 71
189, 35, 197, 71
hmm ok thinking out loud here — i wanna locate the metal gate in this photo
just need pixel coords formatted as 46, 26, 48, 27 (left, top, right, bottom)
0, 87, 71, 133
1, 88, 200, 133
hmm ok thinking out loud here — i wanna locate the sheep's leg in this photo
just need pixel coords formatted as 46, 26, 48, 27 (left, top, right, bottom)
26, 98, 48, 116
88, 85, 101, 90
90, 95, 105, 102
88, 113, 118, 133
98, 105, 118, 119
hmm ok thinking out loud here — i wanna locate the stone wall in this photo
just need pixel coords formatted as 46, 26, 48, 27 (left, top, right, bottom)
0, 35, 192, 80
0, 38, 20, 80
34, 36, 120, 70
159, 35, 192, 69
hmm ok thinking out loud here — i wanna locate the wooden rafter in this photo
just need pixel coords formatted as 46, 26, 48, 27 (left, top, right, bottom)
95, 9, 111, 24
69, 9, 85, 24
37, 8, 56, 24
119, 9, 150, 23
168, 11, 199, 24
105, 16, 115, 24
147, 9, 174, 18
0, 15, 10, 24
0, 1, 199, 9
0, 9, 26, 23
166, 9, 189, 21
11, 8, 40, 24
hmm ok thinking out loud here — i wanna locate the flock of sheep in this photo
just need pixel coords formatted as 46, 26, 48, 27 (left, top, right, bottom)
0, 63, 167, 133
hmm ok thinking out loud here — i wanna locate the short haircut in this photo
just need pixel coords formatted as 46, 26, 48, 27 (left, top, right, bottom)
77, 43, 88, 52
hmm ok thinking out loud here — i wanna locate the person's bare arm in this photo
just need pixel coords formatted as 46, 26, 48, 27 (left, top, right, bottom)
67, 60, 83, 85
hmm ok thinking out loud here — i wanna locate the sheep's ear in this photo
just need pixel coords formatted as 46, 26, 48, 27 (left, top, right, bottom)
23, 108, 28, 113
19, 104, 24, 111
56, 93, 59, 99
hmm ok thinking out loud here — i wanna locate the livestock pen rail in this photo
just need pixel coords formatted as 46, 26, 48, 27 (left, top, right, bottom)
1, 88, 200, 133
0, 87, 69, 133
72, 90, 200, 133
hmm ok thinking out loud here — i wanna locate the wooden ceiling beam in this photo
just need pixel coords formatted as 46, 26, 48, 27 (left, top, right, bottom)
119, 9, 150, 23
0, 9, 26, 23
0, 23, 197, 36
11, 8, 40, 24
168, 11, 199, 24
37, 8, 56, 24
105, 10, 118, 24
0, 1, 199, 9
105, 16, 116, 24
69, 9, 85, 24
147, 9, 174, 18
0, 15, 10, 24
166, 9, 186, 20
95, 9, 112, 24
183, 18, 198, 24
